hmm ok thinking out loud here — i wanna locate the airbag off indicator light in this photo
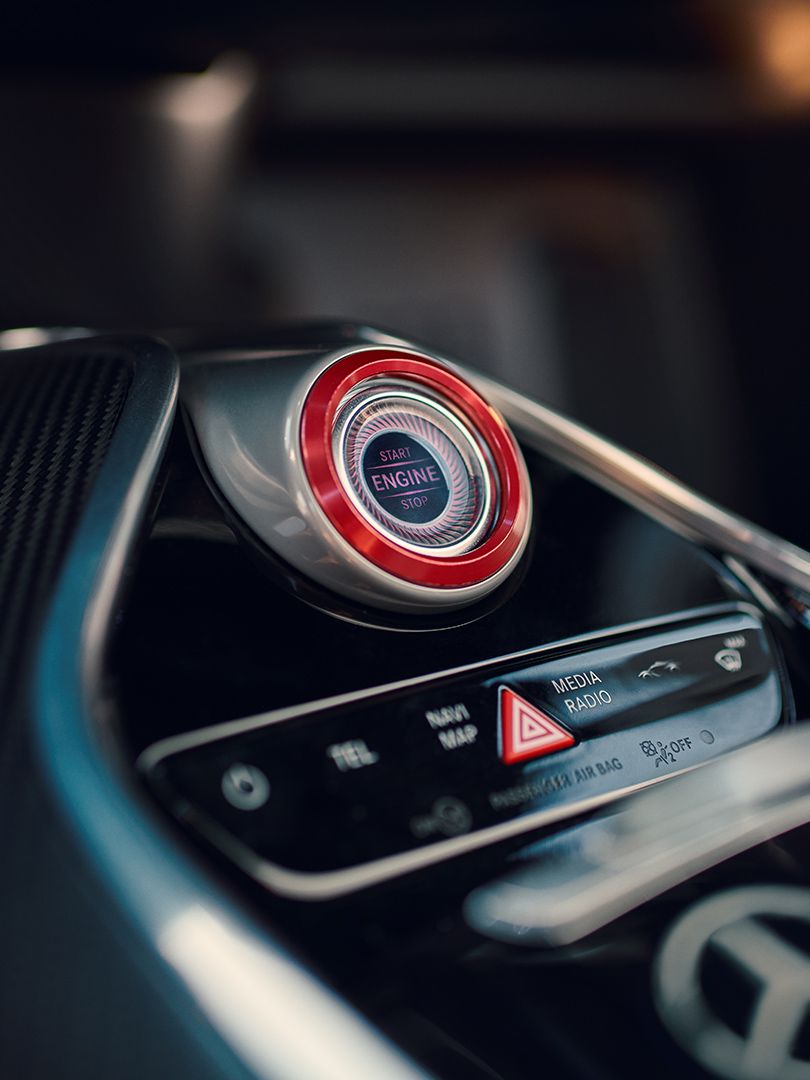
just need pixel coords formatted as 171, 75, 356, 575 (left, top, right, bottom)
499, 687, 576, 765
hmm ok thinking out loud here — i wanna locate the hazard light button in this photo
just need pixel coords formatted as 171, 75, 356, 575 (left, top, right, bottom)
499, 687, 576, 765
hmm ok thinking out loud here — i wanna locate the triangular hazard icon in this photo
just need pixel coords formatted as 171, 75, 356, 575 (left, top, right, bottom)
499, 687, 575, 765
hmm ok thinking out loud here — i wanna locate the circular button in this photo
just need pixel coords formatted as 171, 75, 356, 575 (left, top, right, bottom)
333, 385, 494, 556
221, 763, 271, 811
299, 347, 532, 600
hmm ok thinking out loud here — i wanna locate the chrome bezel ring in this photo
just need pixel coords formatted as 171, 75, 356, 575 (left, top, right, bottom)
332, 383, 495, 556
299, 347, 532, 592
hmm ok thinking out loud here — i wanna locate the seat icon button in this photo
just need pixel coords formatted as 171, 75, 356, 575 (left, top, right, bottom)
221, 763, 271, 811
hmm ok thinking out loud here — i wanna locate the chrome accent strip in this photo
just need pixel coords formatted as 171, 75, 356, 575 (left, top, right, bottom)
723, 556, 793, 626
0, 325, 96, 349
138, 604, 762, 900
34, 341, 427, 1080
471, 373, 810, 596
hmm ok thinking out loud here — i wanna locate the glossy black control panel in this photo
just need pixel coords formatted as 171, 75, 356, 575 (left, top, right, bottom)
141, 608, 785, 898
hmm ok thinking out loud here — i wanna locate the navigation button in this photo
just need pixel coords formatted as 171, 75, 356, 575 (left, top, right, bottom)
499, 688, 576, 765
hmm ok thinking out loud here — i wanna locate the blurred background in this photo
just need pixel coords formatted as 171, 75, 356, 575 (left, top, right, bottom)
1, 0, 809, 545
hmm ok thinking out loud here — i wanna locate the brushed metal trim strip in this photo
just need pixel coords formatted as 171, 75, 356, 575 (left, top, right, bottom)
471, 373, 810, 596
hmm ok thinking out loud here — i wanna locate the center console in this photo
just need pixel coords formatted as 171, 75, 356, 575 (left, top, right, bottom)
36, 324, 810, 1080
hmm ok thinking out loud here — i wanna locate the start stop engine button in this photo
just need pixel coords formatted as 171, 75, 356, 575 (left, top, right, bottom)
361, 432, 449, 524
184, 340, 532, 613
297, 345, 532, 608
333, 386, 495, 555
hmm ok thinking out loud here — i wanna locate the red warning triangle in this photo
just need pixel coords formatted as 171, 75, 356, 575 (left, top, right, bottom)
499, 687, 575, 765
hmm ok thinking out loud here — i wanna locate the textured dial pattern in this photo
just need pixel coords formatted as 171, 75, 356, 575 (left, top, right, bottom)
334, 386, 495, 555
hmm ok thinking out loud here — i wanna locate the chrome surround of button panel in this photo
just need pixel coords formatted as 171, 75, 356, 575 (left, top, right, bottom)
181, 346, 531, 613
471, 371, 810, 597
138, 602, 772, 901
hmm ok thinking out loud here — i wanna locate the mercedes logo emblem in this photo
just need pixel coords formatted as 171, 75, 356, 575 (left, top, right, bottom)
653, 886, 810, 1079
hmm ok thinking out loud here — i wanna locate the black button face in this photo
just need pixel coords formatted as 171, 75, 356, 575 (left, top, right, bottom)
361, 431, 450, 525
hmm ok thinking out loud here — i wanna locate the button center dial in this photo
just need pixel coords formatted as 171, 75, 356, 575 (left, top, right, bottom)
334, 386, 495, 555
